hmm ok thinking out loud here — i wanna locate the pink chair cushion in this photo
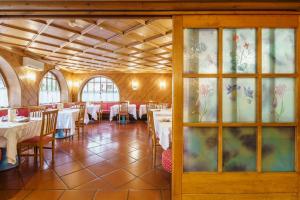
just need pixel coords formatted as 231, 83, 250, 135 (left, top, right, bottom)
162, 149, 172, 173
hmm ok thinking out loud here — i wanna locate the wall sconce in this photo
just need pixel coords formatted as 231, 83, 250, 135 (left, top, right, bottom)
131, 80, 138, 90
159, 80, 166, 90
25, 71, 36, 81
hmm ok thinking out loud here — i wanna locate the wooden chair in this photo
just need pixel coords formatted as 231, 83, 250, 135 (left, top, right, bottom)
117, 101, 129, 123
76, 104, 86, 139
97, 102, 103, 123
146, 101, 158, 135
18, 109, 58, 169
148, 110, 161, 167
29, 106, 46, 118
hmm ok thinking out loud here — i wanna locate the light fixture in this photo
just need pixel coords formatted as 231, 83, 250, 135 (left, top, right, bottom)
159, 80, 166, 90
131, 80, 138, 90
25, 72, 36, 81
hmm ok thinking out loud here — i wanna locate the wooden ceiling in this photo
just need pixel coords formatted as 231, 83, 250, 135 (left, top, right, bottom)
0, 18, 172, 73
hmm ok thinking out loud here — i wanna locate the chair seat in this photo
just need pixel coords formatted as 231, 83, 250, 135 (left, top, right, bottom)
20, 136, 53, 145
162, 149, 172, 173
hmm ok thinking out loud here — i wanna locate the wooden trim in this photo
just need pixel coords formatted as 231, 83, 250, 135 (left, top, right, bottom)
183, 15, 299, 28
0, 2, 300, 14
172, 15, 183, 200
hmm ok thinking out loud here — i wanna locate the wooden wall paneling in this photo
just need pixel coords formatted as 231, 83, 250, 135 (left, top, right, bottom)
172, 15, 183, 200
73, 72, 172, 104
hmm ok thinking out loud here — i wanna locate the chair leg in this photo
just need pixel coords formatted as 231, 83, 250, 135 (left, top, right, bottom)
51, 141, 55, 163
153, 145, 156, 168
39, 145, 44, 169
34, 146, 38, 163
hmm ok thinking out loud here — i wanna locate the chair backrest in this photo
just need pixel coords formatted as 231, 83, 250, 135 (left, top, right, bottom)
78, 104, 86, 123
146, 101, 158, 112
40, 109, 58, 137
148, 110, 157, 139
29, 106, 46, 118
119, 101, 129, 113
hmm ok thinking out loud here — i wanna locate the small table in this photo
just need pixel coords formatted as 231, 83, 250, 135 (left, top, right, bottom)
109, 104, 137, 121
55, 109, 79, 139
139, 105, 147, 119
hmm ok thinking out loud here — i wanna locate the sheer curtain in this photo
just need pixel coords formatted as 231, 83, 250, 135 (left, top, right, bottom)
39, 72, 61, 104
0, 76, 8, 107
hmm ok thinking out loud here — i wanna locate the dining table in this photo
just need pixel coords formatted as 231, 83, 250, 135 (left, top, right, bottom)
55, 108, 80, 139
109, 104, 137, 121
84, 104, 101, 124
0, 117, 42, 168
152, 109, 172, 150
139, 104, 147, 119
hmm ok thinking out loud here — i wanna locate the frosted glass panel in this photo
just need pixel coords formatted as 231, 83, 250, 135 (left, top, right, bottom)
223, 29, 256, 73
184, 127, 218, 172
184, 78, 218, 122
223, 78, 256, 122
223, 127, 256, 171
262, 127, 295, 172
262, 29, 295, 73
184, 29, 218, 73
262, 78, 295, 122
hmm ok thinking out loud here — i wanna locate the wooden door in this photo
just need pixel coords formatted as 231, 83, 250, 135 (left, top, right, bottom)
172, 15, 300, 200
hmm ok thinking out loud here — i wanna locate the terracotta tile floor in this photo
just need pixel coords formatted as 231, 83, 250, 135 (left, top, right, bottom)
0, 120, 171, 200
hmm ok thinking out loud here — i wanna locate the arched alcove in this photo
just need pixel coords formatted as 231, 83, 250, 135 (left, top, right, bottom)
0, 56, 22, 107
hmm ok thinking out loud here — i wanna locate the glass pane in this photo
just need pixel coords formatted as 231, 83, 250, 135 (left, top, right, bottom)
184, 29, 218, 74
184, 127, 218, 172
223, 127, 256, 171
223, 78, 256, 122
262, 29, 295, 73
223, 29, 256, 73
262, 78, 295, 122
262, 127, 295, 172
183, 78, 217, 122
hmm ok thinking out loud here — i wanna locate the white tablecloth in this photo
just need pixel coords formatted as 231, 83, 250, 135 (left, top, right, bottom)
139, 105, 147, 119
57, 109, 79, 136
152, 109, 172, 150
0, 118, 42, 164
109, 104, 137, 121
85, 105, 100, 124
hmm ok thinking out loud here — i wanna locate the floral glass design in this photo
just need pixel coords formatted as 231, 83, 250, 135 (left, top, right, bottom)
262, 29, 295, 73
223, 29, 256, 73
223, 127, 256, 171
184, 29, 218, 74
184, 127, 218, 172
184, 78, 218, 122
262, 127, 295, 172
223, 78, 256, 122
262, 78, 295, 122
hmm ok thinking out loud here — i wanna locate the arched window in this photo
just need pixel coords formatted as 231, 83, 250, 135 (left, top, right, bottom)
0, 73, 8, 107
39, 72, 61, 104
82, 76, 120, 102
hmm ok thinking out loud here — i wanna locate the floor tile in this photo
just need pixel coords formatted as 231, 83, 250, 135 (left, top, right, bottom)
61, 169, 97, 189
24, 190, 63, 200
59, 190, 95, 200
128, 190, 161, 200
94, 191, 128, 200
102, 169, 135, 188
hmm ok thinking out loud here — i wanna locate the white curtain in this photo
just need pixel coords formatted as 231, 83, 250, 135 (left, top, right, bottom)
0, 87, 8, 107
39, 90, 61, 104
